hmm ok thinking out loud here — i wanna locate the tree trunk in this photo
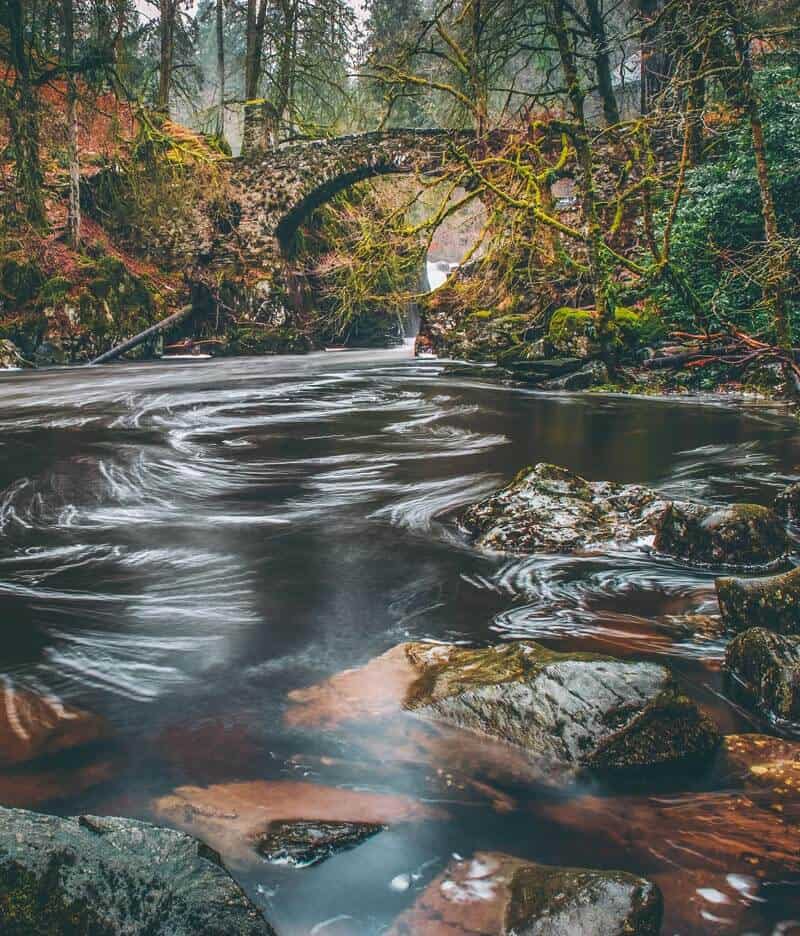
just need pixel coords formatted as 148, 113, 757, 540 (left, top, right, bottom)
550, 0, 611, 354
63, 0, 81, 247
584, 0, 620, 125
242, 0, 269, 154
6, 0, 46, 226
158, 0, 175, 114
728, 3, 790, 346
216, 0, 225, 136
637, 0, 671, 114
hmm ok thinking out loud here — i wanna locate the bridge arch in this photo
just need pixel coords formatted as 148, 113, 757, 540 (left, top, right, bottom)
229, 129, 476, 257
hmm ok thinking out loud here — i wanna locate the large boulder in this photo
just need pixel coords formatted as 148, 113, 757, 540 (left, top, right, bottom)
653, 502, 789, 569
0, 807, 275, 936
774, 481, 800, 521
461, 463, 671, 555
387, 852, 662, 936
716, 565, 800, 633
726, 628, 800, 721
403, 641, 719, 771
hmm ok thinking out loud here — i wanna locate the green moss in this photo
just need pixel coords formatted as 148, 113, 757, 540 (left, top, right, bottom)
588, 685, 720, 769
507, 864, 662, 936
469, 309, 495, 320
403, 640, 605, 710
613, 305, 665, 347
0, 255, 44, 306
548, 307, 594, 343
37, 277, 73, 307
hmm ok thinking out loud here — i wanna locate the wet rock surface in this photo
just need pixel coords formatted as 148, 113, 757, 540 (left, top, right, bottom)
653, 502, 789, 569
716, 565, 800, 632
461, 463, 672, 555
403, 641, 719, 771
774, 481, 800, 520
726, 628, 800, 721
0, 806, 275, 935
152, 780, 440, 867
255, 819, 384, 867
0, 687, 108, 767
386, 852, 662, 936
541, 360, 609, 391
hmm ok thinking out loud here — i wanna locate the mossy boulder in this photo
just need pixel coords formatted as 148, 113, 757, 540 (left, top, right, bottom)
388, 852, 662, 936
726, 628, 800, 722
0, 807, 276, 935
653, 502, 789, 570
775, 481, 800, 521
547, 307, 597, 356
403, 641, 720, 771
462, 463, 672, 555
716, 565, 800, 633
613, 305, 665, 347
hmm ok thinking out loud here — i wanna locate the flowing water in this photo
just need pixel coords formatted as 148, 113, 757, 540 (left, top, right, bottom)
1, 349, 799, 934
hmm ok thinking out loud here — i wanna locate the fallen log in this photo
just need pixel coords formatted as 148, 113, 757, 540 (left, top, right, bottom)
88, 305, 194, 366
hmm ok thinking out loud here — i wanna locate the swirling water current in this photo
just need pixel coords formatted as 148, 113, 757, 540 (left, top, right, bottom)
1, 349, 799, 935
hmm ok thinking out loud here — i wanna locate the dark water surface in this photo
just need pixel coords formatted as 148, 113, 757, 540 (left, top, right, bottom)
1, 350, 799, 935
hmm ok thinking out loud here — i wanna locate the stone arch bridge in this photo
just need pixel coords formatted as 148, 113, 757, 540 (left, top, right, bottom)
217, 130, 479, 302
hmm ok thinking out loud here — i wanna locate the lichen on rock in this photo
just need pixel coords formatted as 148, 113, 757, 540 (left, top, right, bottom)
726, 628, 800, 722
402, 641, 720, 771
387, 851, 662, 936
716, 565, 800, 633
0, 807, 276, 935
653, 502, 789, 570
461, 462, 671, 555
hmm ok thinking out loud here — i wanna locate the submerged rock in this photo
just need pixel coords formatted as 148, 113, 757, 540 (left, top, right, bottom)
0, 807, 275, 935
461, 463, 670, 555
0, 687, 108, 767
256, 819, 384, 867
403, 641, 719, 771
774, 481, 800, 521
716, 565, 800, 633
726, 628, 800, 721
387, 852, 662, 936
653, 502, 788, 569
153, 780, 440, 867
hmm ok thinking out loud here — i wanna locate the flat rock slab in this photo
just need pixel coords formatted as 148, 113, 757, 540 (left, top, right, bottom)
717, 565, 800, 633
387, 852, 662, 936
461, 463, 669, 555
726, 627, 800, 721
0, 687, 108, 767
256, 819, 384, 867
152, 780, 441, 867
403, 641, 720, 771
0, 807, 275, 936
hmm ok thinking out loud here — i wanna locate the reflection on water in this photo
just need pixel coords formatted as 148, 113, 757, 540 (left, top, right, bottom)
0, 350, 799, 934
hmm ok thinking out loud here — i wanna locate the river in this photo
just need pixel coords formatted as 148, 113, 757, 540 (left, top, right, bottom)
0, 349, 799, 934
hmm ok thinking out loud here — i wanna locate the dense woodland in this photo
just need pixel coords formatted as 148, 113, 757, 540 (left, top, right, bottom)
0, 0, 799, 389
